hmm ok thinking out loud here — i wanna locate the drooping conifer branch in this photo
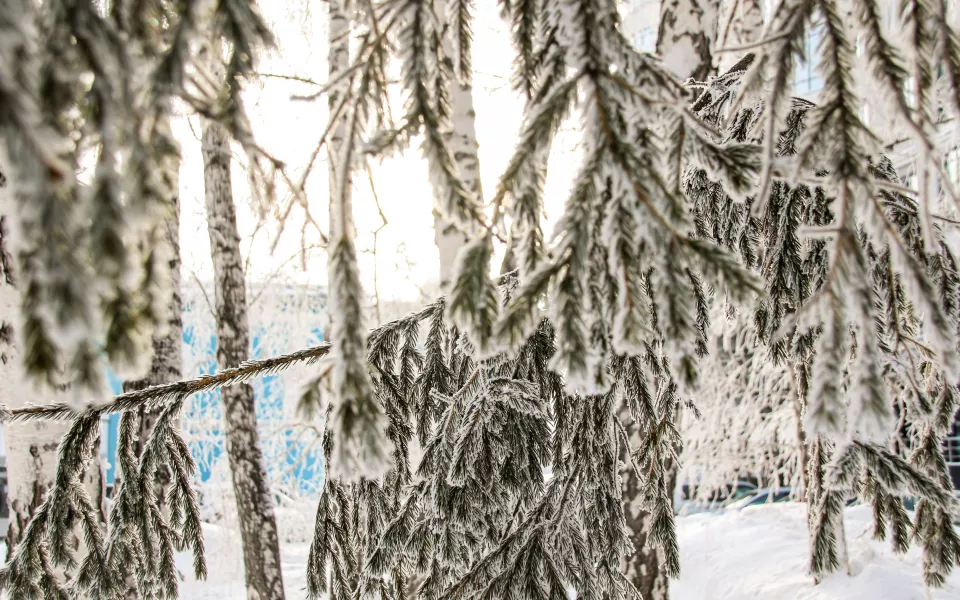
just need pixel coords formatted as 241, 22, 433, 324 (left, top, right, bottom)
2, 344, 332, 423
689, 53, 960, 588
0, 0, 277, 397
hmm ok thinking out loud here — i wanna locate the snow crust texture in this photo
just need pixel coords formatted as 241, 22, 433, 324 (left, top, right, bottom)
176, 504, 960, 599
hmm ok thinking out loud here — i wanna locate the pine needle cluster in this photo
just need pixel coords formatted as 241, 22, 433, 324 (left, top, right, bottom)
0, 0, 274, 398
4, 0, 960, 596
305, 283, 671, 599
687, 55, 960, 586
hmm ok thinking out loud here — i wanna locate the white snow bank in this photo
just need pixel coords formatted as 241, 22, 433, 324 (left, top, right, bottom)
1, 500, 952, 599
177, 503, 960, 599
674, 503, 960, 600
178, 523, 310, 599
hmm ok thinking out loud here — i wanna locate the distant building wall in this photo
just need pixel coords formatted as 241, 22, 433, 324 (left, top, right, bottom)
97, 282, 330, 497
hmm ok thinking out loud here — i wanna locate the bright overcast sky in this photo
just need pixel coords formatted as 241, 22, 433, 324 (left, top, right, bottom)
173, 2, 582, 308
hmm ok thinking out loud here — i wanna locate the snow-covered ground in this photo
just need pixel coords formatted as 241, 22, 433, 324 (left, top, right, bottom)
673, 503, 960, 600
0, 503, 950, 598
177, 502, 960, 599
177, 524, 311, 598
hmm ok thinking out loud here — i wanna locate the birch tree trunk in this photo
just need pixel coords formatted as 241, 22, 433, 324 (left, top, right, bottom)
716, 0, 764, 72
618, 402, 670, 600
436, 19, 483, 288
329, 0, 350, 211
657, 0, 720, 83
617, 8, 722, 599
0, 145, 65, 562
202, 121, 286, 600
322, 0, 349, 370
789, 366, 810, 499
0, 157, 105, 565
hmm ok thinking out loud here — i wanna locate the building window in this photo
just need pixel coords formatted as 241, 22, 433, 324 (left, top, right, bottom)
794, 26, 824, 96
904, 172, 918, 191
945, 420, 960, 466
635, 26, 658, 53
946, 147, 960, 188
904, 76, 917, 109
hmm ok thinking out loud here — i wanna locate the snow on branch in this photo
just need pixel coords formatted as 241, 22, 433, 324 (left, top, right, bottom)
2, 344, 332, 424
688, 52, 960, 587
0, 0, 277, 401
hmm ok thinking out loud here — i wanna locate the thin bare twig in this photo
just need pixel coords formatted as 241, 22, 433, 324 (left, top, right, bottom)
255, 71, 324, 86
248, 243, 326, 309
187, 267, 217, 321
365, 160, 389, 323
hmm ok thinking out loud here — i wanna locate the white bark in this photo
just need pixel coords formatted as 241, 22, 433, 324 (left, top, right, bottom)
657, 0, 721, 82
0, 151, 104, 565
716, 0, 764, 72
328, 0, 351, 238
202, 120, 286, 600
3, 418, 69, 557
618, 400, 670, 600
436, 18, 483, 289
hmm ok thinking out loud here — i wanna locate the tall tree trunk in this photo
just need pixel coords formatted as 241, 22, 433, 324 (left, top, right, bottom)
657, 0, 720, 83
0, 157, 105, 567
617, 8, 722, 599
329, 0, 350, 213
618, 401, 670, 600
202, 121, 286, 600
322, 0, 349, 362
121, 166, 183, 480
435, 17, 483, 289
0, 139, 63, 563
715, 0, 764, 72
789, 365, 810, 499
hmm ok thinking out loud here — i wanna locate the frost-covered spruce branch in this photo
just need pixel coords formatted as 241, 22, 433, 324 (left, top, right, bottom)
688, 55, 960, 587
0, 414, 104, 598
495, 2, 566, 274
95, 400, 205, 599
0, 300, 410, 596
452, 0, 763, 391
691, 54, 960, 441
5, 287, 650, 598
732, 0, 907, 448
809, 440, 959, 581
293, 0, 760, 386
337, 0, 487, 240
2, 344, 332, 423
736, 0, 960, 254
0, 398, 204, 599
306, 275, 671, 599
305, 2, 960, 594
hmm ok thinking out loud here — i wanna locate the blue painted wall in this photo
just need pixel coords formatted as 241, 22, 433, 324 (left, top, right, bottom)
101, 324, 327, 495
